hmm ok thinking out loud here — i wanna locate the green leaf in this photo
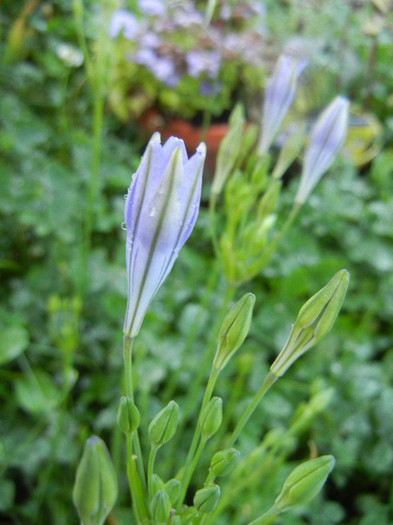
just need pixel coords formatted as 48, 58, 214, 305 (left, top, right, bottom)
0, 325, 29, 365
15, 370, 62, 414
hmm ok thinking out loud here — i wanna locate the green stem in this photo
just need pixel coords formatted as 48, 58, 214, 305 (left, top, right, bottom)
209, 192, 220, 258
123, 336, 135, 401
177, 367, 220, 511
182, 284, 235, 420
247, 506, 279, 525
167, 281, 234, 468
163, 259, 220, 403
226, 372, 278, 448
123, 337, 149, 523
78, 92, 104, 295
148, 446, 159, 502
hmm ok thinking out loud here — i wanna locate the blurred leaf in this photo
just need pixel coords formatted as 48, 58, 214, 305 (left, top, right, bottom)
0, 478, 15, 511
0, 325, 29, 365
15, 369, 62, 414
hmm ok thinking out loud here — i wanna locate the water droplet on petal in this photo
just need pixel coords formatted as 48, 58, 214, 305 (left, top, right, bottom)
124, 193, 128, 199
149, 206, 156, 217
121, 222, 127, 231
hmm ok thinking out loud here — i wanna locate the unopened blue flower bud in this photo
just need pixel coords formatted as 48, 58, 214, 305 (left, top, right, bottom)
72, 436, 117, 525
200, 397, 223, 440
210, 448, 240, 477
258, 54, 307, 155
271, 269, 349, 377
213, 293, 255, 371
124, 133, 205, 337
151, 489, 171, 524
194, 484, 221, 513
117, 396, 140, 434
149, 400, 179, 447
295, 96, 349, 205
274, 455, 335, 512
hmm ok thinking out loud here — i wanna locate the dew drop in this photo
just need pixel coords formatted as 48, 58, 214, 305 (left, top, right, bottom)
124, 193, 128, 199
121, 222, 127, 231
149, 206, 156, 217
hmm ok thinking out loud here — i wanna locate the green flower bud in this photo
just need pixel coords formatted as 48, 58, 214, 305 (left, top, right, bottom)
72, 436, 118, 525
271, 123, 306, 180
213, 293, 255, 371
149, 401, 179, 447
117, 396, 140, 434
210, 448, 240, 477
165, 478, 181, 506
150, 489, 171, 524
193, 485, 221, 513
274, 455, 335, 512
212, 104, 245, 196
200, 397, 223, 441
151, 473, 165, 495
271, 270, 349, 377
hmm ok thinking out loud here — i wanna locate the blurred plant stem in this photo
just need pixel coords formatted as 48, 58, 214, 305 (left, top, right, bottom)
123, 336, 150, 523
166, 281, 235, 465
227, 372, 278, 448
162, 259, 220, 402
73, 0, 108, 297
177, 364, 221, 510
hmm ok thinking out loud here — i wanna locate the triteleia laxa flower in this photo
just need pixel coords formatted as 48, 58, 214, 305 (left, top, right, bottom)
258, 54, 307, 155
295, 96, 349, 205
123, 133, 205, 337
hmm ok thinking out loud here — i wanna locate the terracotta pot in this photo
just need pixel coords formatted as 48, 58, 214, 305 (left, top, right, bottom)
139, 109, 230, 173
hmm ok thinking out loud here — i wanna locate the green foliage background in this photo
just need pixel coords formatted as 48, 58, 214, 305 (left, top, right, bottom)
1, 1, 393, 524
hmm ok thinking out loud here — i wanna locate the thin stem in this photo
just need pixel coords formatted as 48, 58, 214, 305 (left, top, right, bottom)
123, 337, 149, 523
163, 259, 220, 403
78, 92, 104, 295
182, 284, 235, 420
168, 281, 234, 467
177, 367, 220, 511
226, 372, 278, 448
123, 336, 135, 401
126, 433, 148, 524
209, 192, 220, 258
148, 445, 159, 502
247, 506, 279, 525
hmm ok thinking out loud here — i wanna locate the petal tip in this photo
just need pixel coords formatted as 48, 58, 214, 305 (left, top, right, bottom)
197, 142, 207, 156
150, 131, 162, 144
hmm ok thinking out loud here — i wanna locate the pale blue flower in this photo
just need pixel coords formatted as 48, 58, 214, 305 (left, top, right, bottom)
139, 0, 166, 17
258, 54, 307, 155
295, 96, 349, 205
186, 49, 221, 79
124, 133, 206, 337
109, 9, 139, 40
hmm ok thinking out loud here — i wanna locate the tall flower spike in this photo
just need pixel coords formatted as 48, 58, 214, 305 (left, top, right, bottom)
258, 54, 307, 156
295, 96, 349, 205
124, 133, 206, 337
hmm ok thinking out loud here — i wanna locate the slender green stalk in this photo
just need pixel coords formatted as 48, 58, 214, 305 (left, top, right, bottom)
148, 445, 158, 502
167, 281, 234, 468
177, 367, 220, 511
77, 92, 104, 296
247, 506, 279, 525
209, 192, 221, 258
123, 337, 149, 523
163, 259, 220, 403
226, 372, 278, 448
182, 284, 235, 419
